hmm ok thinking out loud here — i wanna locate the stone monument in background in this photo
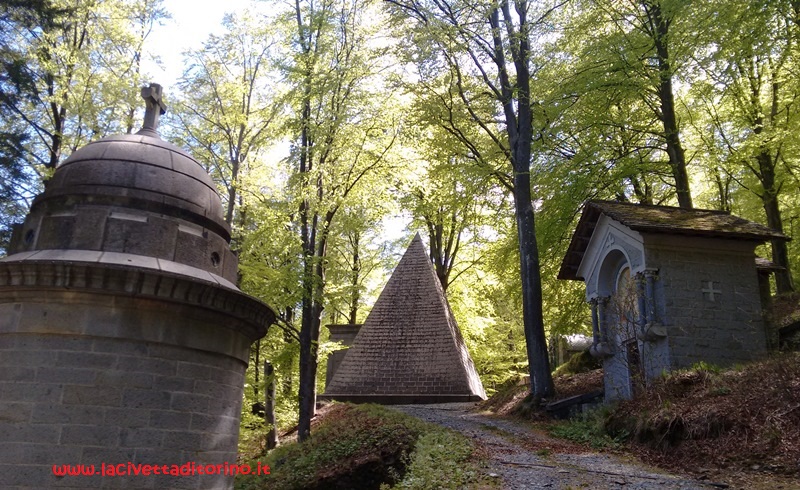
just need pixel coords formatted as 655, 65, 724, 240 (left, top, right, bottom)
322, 233, 486, 403
0, 84, 274, 489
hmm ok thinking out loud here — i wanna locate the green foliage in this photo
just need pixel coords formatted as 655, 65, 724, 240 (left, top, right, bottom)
0, 0, 168, 253
549, 407, 628, 450
690, 361, 723, 375
553, 350, 601, 377
236, 403, 489, 490
171, 9, 281, 227
9, 0, 800, 455
445, 243, 529, 395
3, 0, 167, 165
387, 429, 489, 489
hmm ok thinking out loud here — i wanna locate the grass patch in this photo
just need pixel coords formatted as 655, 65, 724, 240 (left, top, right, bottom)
387, 429, 491, 489
548, 407, 627, 450
236, 403, 492, 490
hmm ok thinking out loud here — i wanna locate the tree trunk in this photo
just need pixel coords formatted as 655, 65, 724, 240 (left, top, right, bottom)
282, 313, 294, 397
488, 2, 554, 399
297, 295, 318, 442
297, 216, 319, 442
348, 231, 360, 325
629, 174, 653, 205
512, 165, 555, 399
48, 130, 62, 169
225, 157, 239, 225
297, 241, 328, 441
758, 151, 794, 293
648, 1, 692, 209
426, 217, 452, 291
264, 361, 278, 450
712, 167, 732, 211
296, 64, 316, 441
253, 339, 260, 398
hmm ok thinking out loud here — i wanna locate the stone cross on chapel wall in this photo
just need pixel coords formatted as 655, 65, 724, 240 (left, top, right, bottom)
701, 280, 722, 302
139, 83, 167, 134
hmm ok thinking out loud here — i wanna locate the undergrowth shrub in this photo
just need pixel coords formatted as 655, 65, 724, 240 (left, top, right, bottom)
236, 404, 423, 490
553, 350, 601, 376
548, 406, 627, 449
236, 403, 492, 490
386, 429, 485, 489
605, 353, 800, 473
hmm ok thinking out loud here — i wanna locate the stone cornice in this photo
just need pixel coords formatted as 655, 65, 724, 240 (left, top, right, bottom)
0, 259, 274, 339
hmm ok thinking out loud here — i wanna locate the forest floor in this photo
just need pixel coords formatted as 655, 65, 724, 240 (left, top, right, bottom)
464, 352, 800, 490
391, 402, 721, 489
239, 354, 798, 489
239, 351, 798, 489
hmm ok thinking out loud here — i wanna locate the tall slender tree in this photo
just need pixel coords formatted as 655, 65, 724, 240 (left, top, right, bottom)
174, 11, 281, 228
387, 0, 559, 399
280, 0, 401, 440
690, 0, 798, 292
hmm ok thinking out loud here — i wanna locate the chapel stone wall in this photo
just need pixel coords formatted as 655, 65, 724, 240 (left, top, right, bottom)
645, 236, 766, 369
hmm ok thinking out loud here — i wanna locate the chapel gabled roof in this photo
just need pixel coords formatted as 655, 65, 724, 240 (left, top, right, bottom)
322, 233, 486, 403
558, 200, 788, 281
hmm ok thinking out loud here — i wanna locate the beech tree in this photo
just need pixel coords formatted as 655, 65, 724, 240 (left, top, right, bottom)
399, 135, 502, 292
324, 198, 394, 325
0, 0, 166, 252
173, 11, 281, 227
280, 0, 401, 440
3, 0, 165, 170
689, 0, 798, 292
387, 0, 561, 399
559, 0, 695, 208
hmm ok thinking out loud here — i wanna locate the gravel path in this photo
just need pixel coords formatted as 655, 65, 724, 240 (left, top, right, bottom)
390, 403, 724, 490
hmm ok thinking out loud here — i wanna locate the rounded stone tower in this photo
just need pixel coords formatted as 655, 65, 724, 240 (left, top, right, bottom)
0, 84, 274, 489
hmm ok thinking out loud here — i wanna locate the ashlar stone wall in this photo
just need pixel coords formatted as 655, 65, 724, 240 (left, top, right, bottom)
645, 235, 767, 369
0, 261, 268, 489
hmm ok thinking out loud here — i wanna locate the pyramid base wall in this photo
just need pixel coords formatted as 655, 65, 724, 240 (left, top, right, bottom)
319, 393, 485, 404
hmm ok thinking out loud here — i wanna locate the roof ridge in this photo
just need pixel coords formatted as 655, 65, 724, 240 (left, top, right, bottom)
588, 199, 731, 215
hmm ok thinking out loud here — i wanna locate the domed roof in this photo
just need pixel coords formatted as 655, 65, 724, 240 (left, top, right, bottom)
6, 84, 239, 284
44, 131, 229, 238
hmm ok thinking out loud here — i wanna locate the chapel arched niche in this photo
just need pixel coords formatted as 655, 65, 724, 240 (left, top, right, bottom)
594, 247, 644, 399
596, 248, 630, 298
594, 248, 640, 343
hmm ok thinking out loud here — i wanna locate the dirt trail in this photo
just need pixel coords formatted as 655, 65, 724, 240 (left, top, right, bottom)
391, 403, 725, 490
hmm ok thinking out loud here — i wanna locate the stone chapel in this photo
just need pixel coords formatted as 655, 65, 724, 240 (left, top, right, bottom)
559, 200, 786, 401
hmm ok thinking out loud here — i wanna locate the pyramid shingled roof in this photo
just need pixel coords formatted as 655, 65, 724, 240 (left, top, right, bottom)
322, 234, 486, 403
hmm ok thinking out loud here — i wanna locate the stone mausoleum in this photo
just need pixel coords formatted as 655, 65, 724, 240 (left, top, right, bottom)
559, 200, 785, 401
323, 234, 486, 403
0, 85, 274, 489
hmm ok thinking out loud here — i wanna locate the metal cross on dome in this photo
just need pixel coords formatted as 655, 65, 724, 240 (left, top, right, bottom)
140, 83, 167, 133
